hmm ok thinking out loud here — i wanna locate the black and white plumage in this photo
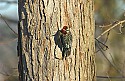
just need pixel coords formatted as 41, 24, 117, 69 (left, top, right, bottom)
54, 26, 72, 59
60, 30, 72, 59
59, 26, 72, 59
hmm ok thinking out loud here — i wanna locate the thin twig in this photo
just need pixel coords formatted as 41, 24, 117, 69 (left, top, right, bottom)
0, 14, 18, 36
96, 20, 125, 39
96, 40, 124, 76
104, 31, 110, 44
106, 72, 112, 81
97, 76, 125, 79
95, 38, 108, 52
109, 53, 121, 70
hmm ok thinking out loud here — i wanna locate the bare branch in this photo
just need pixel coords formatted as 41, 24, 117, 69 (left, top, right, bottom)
96, 20, 125, 39
106, 72, 112, 81
95, 38, 108, 53
96, 40, 124, 76
97, 76, 125, 79
0, 14, 18, 36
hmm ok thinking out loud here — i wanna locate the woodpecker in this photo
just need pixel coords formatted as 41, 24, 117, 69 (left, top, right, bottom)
60, 26, 72, 59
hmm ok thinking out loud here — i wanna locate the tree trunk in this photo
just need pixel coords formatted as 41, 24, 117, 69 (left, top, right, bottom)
18, 0, 95, 81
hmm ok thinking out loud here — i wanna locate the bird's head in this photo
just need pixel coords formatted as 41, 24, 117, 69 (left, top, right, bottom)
61, 26, 69, 34
63, 26, 68, 30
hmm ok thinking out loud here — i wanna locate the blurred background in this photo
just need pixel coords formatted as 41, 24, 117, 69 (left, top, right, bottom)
0, 0, 125, 81
0, 0, 18, 81
95, 0, 125, 81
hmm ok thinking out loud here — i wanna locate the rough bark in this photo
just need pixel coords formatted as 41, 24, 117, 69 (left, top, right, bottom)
18, 0, 95, 81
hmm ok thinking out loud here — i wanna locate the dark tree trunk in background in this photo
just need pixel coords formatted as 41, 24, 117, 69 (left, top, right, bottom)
18, 0, 96, 81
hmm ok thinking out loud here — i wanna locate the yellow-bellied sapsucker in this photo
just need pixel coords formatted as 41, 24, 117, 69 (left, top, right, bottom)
60, 26, 72, 59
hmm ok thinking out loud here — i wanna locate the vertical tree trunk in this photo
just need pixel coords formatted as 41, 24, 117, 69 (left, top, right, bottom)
18, 0, 95, 81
